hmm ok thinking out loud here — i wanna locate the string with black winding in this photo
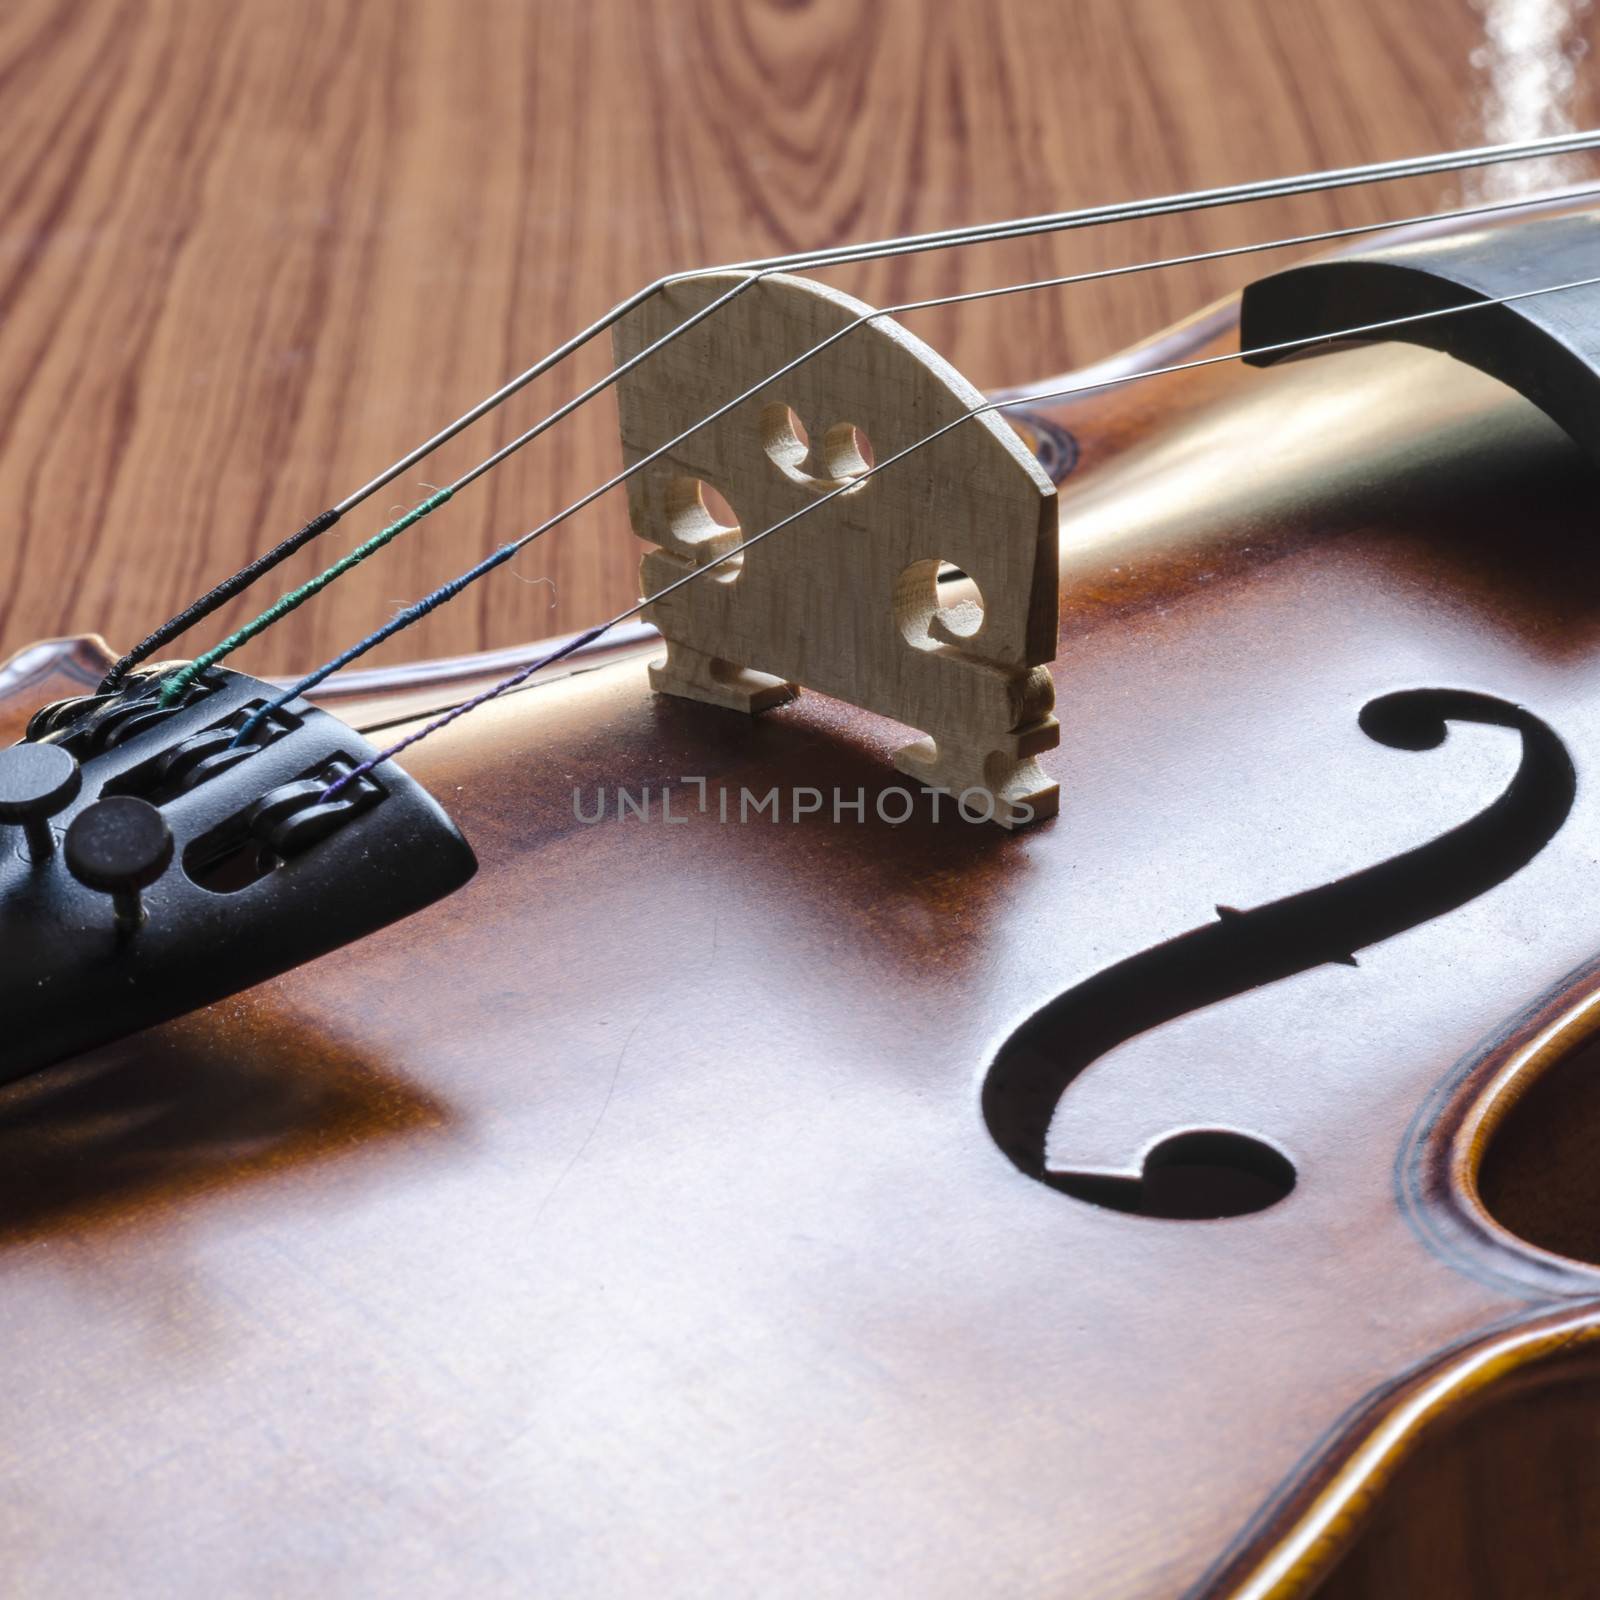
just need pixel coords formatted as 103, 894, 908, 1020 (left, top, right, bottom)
98, 506, 341, 693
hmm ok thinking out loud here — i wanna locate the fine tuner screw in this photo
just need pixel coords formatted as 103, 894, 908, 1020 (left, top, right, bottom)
0, 741, 82, 861
64, 796, 174, 935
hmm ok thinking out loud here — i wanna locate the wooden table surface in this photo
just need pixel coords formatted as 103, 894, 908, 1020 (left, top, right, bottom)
2, 0, 1597, 678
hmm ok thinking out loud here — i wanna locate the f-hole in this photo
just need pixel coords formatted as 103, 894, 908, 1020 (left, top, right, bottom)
1049, 1131, 1296, 1220
983, 688, 1576, 1220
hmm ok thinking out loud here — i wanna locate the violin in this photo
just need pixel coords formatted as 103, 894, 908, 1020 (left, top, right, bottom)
9, 121, 1600, 1600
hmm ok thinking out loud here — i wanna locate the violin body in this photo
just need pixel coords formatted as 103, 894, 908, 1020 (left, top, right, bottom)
8, 264, 1600, 1596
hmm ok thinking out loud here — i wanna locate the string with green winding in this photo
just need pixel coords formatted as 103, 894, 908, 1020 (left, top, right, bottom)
157, 489, 453, 706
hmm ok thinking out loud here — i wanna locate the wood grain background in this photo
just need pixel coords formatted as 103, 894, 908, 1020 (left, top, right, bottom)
2, 0, 1598, 677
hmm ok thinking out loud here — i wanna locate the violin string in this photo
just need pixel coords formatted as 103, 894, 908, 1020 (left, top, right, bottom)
331, 123, 1600, 511
100, 506, 344, 692
129, 274, 765, 700
107, 126, 1600, 691
224, 180, 1600, 747
151, 489, 458, 707
159, 156, 1600, 707
318, 267, 1600, 801
165, 186, 1588, 715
